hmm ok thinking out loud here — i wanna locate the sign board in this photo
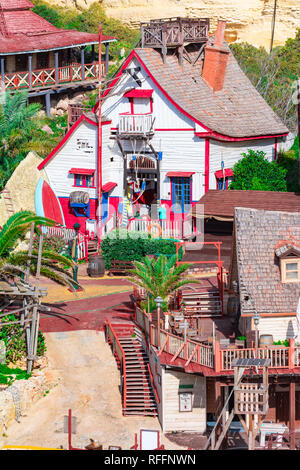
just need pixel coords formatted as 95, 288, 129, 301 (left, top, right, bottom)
140, 429, 160, 450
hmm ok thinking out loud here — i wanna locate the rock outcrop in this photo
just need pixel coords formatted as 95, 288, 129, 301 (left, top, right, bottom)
48, 0, 300, 49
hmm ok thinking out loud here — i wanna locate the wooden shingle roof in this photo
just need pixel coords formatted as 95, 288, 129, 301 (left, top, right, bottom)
0, 1, 115, 54
134, 40, 288, 138
235, 208, 300, 316
194, 190, 300, 220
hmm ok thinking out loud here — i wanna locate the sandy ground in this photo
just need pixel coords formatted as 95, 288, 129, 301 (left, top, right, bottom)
4, 330, 185, 450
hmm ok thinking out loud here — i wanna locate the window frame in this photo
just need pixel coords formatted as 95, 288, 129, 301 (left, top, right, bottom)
73, 173, 95, 188
171, 176, 192, 213
281, 258, 300, 283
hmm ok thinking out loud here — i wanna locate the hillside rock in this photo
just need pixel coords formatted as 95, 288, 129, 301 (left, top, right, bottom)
47, 0, 300, 49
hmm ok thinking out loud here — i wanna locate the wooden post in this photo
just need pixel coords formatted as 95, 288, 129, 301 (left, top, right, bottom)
28, 54, 32, 89
81, 46, 85, 80
105, 43, 109, 75
290, 378, 296, 450
91, 44, 95, 63
54, 52, 59, 85
97, 24, 103, 231
1, 56, 5, 92
214, 339, 221, 373
45, 92, 51, 117
289, 338, 295, 370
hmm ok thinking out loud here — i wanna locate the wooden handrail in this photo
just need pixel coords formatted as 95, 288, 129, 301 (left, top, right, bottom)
105, 318, 127, 411
147, 363, 160, 404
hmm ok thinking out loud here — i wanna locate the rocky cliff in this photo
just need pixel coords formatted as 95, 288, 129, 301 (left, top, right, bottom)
48, 0, 299, 49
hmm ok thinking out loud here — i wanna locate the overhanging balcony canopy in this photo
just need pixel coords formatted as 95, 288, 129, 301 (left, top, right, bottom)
214, 169, 234, 179
102, 182, 117, 192
69, 168, 95, 176
166, 171, 195, 177
123, 89, 154, 98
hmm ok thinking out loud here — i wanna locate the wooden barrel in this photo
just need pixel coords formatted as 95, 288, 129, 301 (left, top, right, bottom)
87, 254, 105, 277
259, 334, 273, 347
70, 191, 89, 205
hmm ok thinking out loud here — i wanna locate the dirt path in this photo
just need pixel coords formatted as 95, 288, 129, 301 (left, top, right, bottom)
4, 330, 185, 450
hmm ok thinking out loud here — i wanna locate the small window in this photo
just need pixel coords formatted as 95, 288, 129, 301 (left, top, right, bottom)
281, 258, 300, 283
216, 176, 233, 190
75, 174, 84, 187
74, 174, 94, 188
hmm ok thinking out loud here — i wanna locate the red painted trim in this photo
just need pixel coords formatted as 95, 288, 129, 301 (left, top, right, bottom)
205, 138, 210, 193
124, 89, 153, 98
275, 137, 278, 160
195, 131, 288, 142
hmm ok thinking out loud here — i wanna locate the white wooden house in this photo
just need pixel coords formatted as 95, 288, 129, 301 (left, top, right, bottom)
38, 18, 288, 237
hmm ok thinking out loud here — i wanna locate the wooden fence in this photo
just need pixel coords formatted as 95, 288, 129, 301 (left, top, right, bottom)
4, 63, 104, 91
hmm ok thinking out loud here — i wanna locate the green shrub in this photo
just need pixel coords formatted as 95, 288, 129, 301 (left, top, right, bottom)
0, 364, 31, 385
33, 234, 66, 253
0, 314, 47, 364
101, 230, 182, 269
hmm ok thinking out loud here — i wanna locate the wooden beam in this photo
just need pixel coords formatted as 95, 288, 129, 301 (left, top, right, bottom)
170, 342, 185, 363
290, 378, 296, 450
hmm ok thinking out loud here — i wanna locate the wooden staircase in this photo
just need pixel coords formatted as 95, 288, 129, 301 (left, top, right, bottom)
180, 286, 222, 316
87, 239, 98, 256
106, 322, 158, 417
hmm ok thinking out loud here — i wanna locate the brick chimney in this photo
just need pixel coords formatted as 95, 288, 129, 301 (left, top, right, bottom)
202, 20, 229, 92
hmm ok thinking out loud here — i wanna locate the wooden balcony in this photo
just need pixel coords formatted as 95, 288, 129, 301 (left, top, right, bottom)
2, 62, 105, 92
141, 17, 210, 49
118, 113, 155, 138
135, 307, 300, 374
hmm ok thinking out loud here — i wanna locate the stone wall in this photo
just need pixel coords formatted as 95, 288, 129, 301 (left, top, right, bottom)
0, 368, 58, 448
48, 0, 300, 49
0, 151, 49, 227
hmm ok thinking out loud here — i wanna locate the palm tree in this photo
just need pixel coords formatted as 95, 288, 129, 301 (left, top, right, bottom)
127, 254, 200, 311
0, 211, 78, 290
0, 91, 41, 188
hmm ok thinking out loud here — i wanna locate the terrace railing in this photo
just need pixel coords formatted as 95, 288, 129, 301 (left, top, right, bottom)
105, 320, 127, 412
118, 114, 154, 136
135, 308, 300, 373
136, 307, 214, 369
4, 63, 104, 92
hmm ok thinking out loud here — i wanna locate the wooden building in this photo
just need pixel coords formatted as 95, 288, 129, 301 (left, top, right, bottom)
37, 17, 288, 237
0, 0, 116, 114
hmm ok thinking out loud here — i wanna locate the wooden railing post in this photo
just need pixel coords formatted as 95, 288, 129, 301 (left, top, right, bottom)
289, 338, 295, 370
214, 340, 221, 373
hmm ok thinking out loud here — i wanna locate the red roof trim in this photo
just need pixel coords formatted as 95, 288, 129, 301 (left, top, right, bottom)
166, 171, 195, 177
102, 182, 117, 192
123, 89, 153, 98
195, 131, 288, 142
96, 50, 289, 141
38, 115, 98, 170
69, 168, 95, 176
215, 168, 234, 179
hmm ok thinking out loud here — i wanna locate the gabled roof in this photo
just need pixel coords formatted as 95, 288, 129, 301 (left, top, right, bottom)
235, 208, 300, 316
102, 41, 288, 139
38, 113, 111, 170
0, 1, 115, 54
194, 190, 300, 220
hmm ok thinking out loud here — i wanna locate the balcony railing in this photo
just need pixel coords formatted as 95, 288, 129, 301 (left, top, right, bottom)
135, 307, 300, 374
3, 63, 105, 91
118, 114, 154, 136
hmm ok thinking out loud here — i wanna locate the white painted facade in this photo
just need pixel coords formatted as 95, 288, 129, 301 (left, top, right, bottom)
39, 54, 280, 232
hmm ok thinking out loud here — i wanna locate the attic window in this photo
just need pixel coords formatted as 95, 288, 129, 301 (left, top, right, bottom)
276, 244, 300, 283
281, 258, 300, 283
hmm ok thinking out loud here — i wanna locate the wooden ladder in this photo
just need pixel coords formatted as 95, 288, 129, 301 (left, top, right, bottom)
1, 188, 15, 217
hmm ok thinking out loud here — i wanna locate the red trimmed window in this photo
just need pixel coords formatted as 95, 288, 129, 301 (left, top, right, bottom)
74, 174, 95, 188
215, 169, 234, 190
